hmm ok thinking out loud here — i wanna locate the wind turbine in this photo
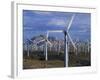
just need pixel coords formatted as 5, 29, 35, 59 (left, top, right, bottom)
31, 35, 46, 51
47, 14, 77, 67
63, 14, 76, 67
36, 32, 52, 61
26, 39, 33, 57
74, 38, 80, 55
86, 40, 90, 54
58, 40, 61, 55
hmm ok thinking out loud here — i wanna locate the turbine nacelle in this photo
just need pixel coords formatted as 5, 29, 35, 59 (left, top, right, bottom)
63, 30, 67, 36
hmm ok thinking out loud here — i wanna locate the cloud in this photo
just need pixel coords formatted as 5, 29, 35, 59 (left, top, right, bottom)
47, 18, 69, 27
79, 24, 90, 28
77, 29, 89, 33
24, 26, 33, 30
33, 11, 52, 15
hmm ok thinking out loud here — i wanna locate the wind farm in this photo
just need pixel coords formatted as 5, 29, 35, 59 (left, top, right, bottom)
23, 10, 91, 69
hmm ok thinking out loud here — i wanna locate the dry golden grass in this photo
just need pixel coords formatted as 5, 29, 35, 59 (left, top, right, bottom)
23, 58, 64, 69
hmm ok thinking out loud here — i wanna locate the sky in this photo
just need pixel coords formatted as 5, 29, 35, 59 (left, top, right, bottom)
23, 10, 91, 42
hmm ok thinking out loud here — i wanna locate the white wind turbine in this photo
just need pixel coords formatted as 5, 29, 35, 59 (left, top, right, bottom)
85, 40, 90, 55
26, 39, 33, 57
31, 35, 46, 51
36, 32, 52, 61
58, 40, 61, 55
26, 38, 39, 56
47, 14, 77, 67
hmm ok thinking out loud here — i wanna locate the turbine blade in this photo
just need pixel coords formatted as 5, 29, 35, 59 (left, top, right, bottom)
36, 39, 45, 44
67, 32, 77, 50
47, 40, 52, 47
67, 14, 75, 31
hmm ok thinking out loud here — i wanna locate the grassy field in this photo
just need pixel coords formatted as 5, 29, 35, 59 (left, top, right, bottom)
23, 51, 91, 69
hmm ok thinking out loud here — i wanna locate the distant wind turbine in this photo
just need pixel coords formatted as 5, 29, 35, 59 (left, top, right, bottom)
35, 32, 52, 61
26, 39, 33, 57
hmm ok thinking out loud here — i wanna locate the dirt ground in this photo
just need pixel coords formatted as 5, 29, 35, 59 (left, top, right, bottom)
23, 52, 91, 69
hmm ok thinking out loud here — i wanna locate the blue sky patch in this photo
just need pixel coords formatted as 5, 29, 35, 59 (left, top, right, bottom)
23, 10, 91, 42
